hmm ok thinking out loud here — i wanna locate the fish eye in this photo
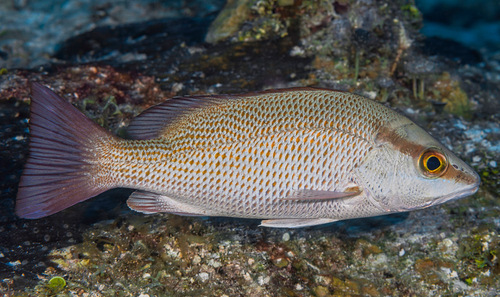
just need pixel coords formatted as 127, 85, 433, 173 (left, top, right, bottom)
426, 156, 441, 171
418, 148, 448, 178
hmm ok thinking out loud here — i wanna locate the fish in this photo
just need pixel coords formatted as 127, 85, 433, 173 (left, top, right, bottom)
15, 83, 480, 228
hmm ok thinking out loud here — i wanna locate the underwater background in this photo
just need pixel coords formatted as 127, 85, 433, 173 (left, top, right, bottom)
0, 0, 499, 295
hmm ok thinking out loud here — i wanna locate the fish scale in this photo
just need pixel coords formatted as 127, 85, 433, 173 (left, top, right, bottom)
159, 91, 392, 148
96, 90, 386, 219
16, 84, 480, 228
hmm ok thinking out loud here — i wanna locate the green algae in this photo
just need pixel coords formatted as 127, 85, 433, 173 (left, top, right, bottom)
47, 276, 66, 293
401, 4, 422, 21
480, 166, 500, 193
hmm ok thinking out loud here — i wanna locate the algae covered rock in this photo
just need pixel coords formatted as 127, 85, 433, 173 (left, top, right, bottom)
205, 0, 253, 43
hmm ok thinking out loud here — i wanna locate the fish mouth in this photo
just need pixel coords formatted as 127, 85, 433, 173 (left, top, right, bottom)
396, 179, 481, 212
432, 179, 481, 206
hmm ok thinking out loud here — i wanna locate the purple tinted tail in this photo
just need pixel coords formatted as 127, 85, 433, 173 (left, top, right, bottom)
16, 83, 114, 219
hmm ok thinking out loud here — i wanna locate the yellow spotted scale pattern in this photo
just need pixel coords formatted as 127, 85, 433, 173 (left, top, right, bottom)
91, 88, 401, 219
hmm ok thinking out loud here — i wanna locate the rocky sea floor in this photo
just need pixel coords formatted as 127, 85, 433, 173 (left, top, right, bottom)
1, 0, 499, 296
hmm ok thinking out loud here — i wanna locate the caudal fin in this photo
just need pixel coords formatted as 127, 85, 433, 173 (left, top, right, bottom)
16, 83, 114, 219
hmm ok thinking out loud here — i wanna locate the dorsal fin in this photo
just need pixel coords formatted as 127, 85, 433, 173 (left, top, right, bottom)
126, 87, 331, 140
126, 95, 234, 140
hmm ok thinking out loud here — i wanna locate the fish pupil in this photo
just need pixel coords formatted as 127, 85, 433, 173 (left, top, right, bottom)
426, 156, 441, 171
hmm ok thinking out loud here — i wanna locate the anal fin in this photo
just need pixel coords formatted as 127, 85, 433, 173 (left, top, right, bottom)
127, 191, 206, 216
260, 218, 337, 228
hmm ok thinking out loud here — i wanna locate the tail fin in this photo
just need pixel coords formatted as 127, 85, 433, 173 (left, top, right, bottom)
16, 83, 115, 219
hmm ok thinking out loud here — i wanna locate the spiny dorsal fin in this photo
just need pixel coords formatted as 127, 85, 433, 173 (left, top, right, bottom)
126, 95, 235, 140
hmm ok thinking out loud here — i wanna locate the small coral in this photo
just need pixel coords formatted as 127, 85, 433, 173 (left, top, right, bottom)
432, 72, 472, 117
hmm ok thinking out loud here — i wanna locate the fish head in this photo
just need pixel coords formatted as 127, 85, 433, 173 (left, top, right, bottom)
355, 117, 480, 213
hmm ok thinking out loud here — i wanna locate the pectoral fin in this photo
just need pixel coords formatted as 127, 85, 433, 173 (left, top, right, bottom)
127, 191, 206, 216
282, 188, 361, 201
260, 218, 338, 228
